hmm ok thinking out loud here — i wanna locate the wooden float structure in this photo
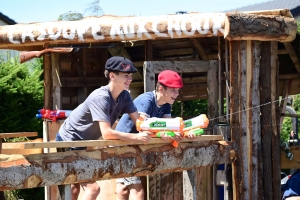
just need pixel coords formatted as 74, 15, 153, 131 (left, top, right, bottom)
0, 9, 298, 200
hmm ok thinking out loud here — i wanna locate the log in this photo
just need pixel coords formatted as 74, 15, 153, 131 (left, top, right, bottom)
224, 13, 297, 42
0, 141, 236, 190
0, 13, 226, 49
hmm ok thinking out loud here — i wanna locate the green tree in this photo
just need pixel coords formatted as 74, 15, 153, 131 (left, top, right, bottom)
58, 11, 84, 21
0, 57, 44, 136
172, 99, 208, 118
0, 56, 44, 199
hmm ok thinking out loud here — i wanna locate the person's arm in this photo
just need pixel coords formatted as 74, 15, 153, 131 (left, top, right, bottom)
128, 111, 143, 124
99, 120, 151, 142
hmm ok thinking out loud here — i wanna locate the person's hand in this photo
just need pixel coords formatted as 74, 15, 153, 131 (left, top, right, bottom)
160, 132, 182, 142
185, 130, 198, 139
135, 131, 152, 143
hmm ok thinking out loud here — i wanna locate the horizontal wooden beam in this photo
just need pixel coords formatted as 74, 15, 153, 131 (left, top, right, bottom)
24, 135, 223, 149
0, 141, 236, 190
146, 61, 211, 74
224, 13, 296, 42
283, 42, 300, 73
0, 132, 38, 139
281, 146, 300, 169
60, 77, 108, 87
0, 13, 226, 49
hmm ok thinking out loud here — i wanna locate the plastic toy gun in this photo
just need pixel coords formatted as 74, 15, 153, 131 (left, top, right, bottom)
183, 114, 209, 137
36, 109, 72, 122
136, 117, 184, 147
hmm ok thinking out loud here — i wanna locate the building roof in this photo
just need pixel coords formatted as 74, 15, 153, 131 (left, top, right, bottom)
225, 0, 300, 17
0, 12, 16, 25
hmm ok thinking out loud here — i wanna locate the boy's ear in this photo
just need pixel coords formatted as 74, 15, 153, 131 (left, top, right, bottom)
109, 72, 115, 80
158, 85, 165, 92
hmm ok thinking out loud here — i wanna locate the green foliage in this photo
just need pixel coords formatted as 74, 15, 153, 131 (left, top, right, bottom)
172, 99, 208, 118
5, 187, 44, 200
297, 21, 300, 34
58, 11, 84, 21
281, 95, 300, 142
0, 56, 44, 199
0, 57, 44, 136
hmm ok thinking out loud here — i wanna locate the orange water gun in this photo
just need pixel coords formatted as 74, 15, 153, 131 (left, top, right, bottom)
182, 114, 209, 137
136, 117, 184, 147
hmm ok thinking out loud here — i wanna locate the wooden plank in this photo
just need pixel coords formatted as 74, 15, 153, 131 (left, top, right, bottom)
270, 41, 281, 199
279, 73, 300, 79
145, 40, 153, 61
206, 60, 218, 200
260, 41, 274, 200
24, 135, 223, 149
149, 61, 211, 74
0, 132, 38, 138
0, 13, 226, 49
283, 42, 300, 73
281, 146, 300, 169
1, 138, 43, 155
246, 40, 262, 198
241, 9, 293, 18
51, 53, 61, 110
190, 38, 208, 60
44, 53, 52, 109
60, 77, 108, 87
279, 80, 291, 130
229, 40, 242, 200
224, 13, 296, 42
77, 49, 88, 104
239, 40, 250, 200
218, 37, 224, 117
0, 141, 236, 190
173, 172, 183, 200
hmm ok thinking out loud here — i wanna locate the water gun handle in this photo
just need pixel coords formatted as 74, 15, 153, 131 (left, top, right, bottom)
156, 131, 179, 148
184, 128, 204, 137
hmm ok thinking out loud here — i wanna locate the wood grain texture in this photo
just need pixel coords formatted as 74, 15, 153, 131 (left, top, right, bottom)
224, 13, 296, 42
0, 141, 236, 190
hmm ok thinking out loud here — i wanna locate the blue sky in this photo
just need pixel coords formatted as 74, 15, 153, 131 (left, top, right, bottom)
2, 0, 271, 23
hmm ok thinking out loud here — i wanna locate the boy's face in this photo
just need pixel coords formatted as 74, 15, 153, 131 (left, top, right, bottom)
161, 86, 180, 104
112, 72, 133, 90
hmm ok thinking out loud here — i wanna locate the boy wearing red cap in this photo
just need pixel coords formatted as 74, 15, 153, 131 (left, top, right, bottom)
56, 56, 152, 200
115, 70, 185, 200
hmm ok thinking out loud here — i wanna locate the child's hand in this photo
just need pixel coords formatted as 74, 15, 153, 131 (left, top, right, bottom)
136, 131, 152, 143
185, 131, 197, 139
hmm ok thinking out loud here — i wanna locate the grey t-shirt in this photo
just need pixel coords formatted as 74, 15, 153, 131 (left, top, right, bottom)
58, 85, 137, 141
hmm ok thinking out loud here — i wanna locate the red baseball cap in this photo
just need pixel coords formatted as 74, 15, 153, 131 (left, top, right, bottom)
158, 70, 183, 88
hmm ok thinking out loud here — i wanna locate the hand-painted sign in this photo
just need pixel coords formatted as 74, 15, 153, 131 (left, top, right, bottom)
3, 13, 226, 45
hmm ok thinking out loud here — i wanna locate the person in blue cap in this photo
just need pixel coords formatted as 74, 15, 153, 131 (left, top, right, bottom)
55, 56, 152, 200
115, 70, 196, 200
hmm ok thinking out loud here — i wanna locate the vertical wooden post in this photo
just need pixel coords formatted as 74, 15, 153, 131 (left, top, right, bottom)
44, 54, 52, 109
246, 40, 262, 199
270, 41, 281, 200
51, 53, 61, 110
207, 60, 219, 200
230, 40, 242, 200
145, 40, 153, 61
77, 49, 88, 104
189, 60, 218, 200
218, 37, 224, 117
260, 41, 280, 200
238, 40, 250, 200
